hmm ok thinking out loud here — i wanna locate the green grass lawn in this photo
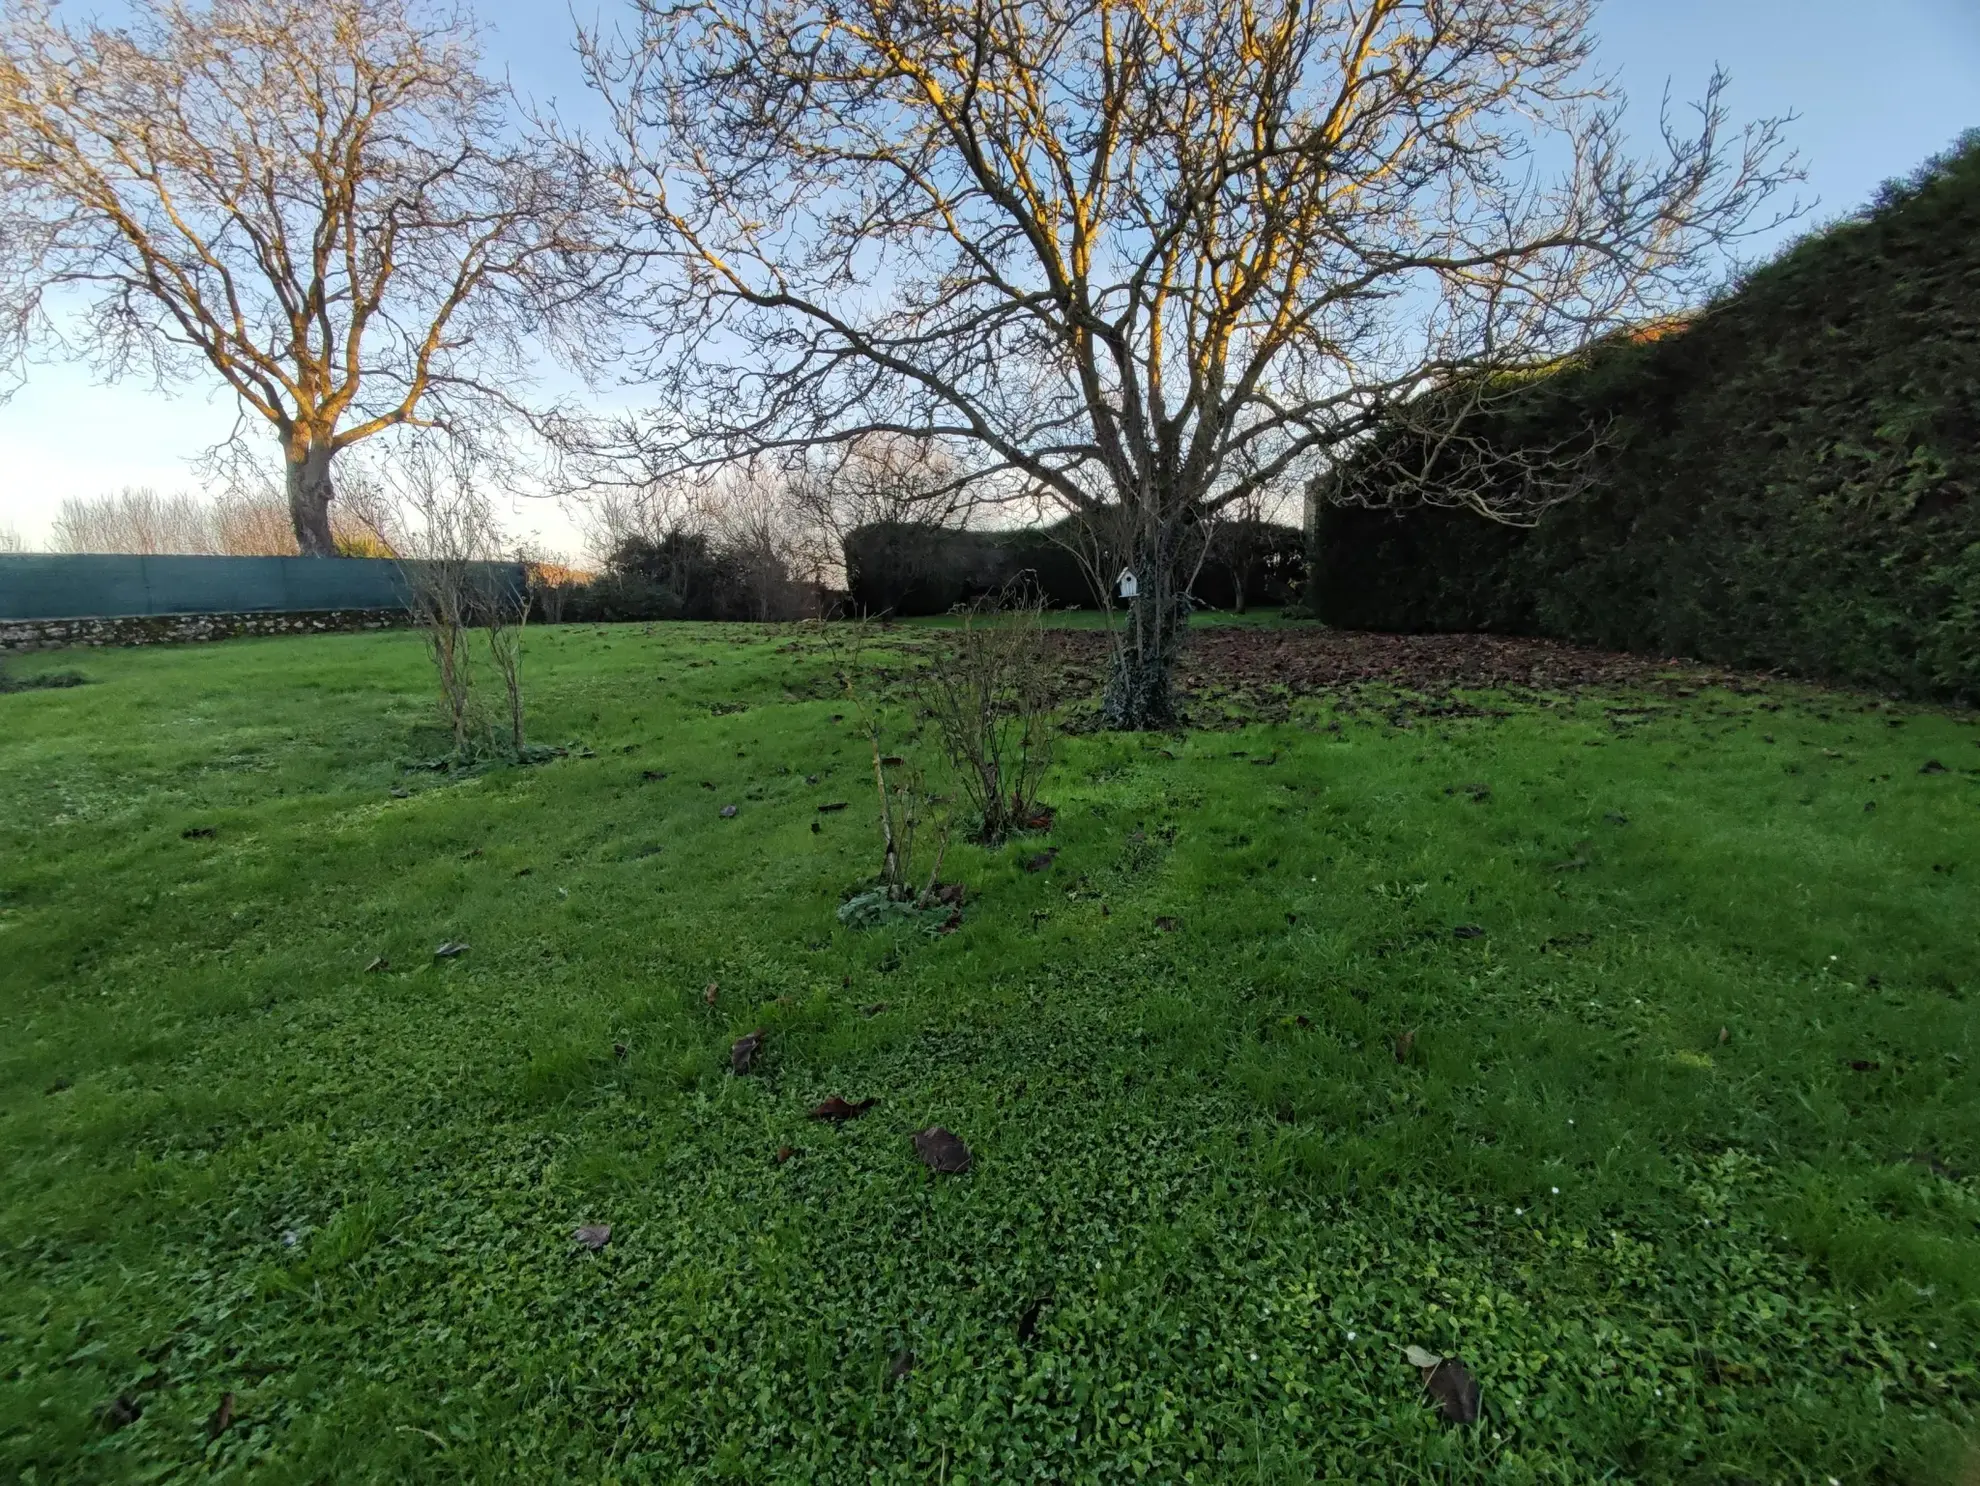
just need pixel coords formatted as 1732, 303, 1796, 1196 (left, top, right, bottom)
1, 623, 1976, 1484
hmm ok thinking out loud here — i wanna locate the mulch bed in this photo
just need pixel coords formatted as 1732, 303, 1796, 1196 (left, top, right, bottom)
1040, 627, 1781, 728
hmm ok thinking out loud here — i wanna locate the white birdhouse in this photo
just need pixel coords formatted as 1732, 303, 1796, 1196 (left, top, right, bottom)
1116, 568, 1138, 600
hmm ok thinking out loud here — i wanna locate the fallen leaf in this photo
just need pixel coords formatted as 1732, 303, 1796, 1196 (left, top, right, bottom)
1393, 1029, 1417, 1063
1423, 1358, 1482, 1426
180, 825, 217, 840
719, 804, 739, 818
808, 1095, 879, 1123
817, 801, 849, 812
914, 1125, 973, 1174
731, 1030, 765, 1074
1452, 924, 1485, 940
433, 941, 468, 959
703, 981, 719, 1005
775, 1144, 796, 1164
573, 1223, 611, 1251
1404, 1345, 1443, 1369
1718, 1026, 1730, 1044
99, 1394, 143, 1431
363, 956, 388, 973
1023, 849, 1058, 873
1017, 1295, 1052, 1345
1921, 759, 1949, 775
205, 1391, 236, 1441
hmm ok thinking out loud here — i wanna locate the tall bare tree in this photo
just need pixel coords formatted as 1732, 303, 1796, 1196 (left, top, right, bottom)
580, 0, 1795, 726
0, 0, 616, 556
51, 487, 216, 553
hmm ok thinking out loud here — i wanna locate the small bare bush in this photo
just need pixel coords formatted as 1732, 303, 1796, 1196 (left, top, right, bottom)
920, 580, 1056, 844
823, 619, 951, 906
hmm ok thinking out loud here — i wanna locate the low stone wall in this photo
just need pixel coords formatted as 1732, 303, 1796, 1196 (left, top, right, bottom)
0, 608, 410, 654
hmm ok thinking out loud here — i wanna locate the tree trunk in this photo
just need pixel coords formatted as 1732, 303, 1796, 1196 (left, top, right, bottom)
1101, 528, 1190, 730
285, 438, 338, 557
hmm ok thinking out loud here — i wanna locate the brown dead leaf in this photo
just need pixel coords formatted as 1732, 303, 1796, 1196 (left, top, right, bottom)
206, 1391, 236, 1441
1016, 1294, 1052, 1345
573, 1223, 611, 1251
913, 1126, 973, 1174
775, 1144, 796, 1164
703, 981, 719, 1005
1423, 1358, 1481, 1425
731, 1030, 765, 1074
1718, 1026, 1730, 1045
98, 1394, 143, 1431
809, 1095, 879, 1123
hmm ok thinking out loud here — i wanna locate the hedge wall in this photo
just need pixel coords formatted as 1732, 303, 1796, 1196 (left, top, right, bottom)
845, 515, 1304, 616
1313, 132, 1980, 701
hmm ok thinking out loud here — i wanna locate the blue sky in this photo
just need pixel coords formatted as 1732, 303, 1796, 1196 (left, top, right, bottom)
2, 0, 1975, 554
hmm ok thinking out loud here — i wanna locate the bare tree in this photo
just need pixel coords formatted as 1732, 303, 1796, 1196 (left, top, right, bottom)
580, 0, 1796, 726
0, 0, 617, 557
784, 435, 977, 593
0, 524, 26, 552
50, 487, 217, 553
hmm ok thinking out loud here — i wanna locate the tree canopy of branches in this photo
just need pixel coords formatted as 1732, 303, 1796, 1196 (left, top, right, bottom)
0, 0, 615, 556
581, 0, 1794, 726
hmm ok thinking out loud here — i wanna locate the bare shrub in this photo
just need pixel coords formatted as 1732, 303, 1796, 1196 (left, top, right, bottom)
391, 448, 499, 759
920, 581, 1056, 844
823, 620, 950, 905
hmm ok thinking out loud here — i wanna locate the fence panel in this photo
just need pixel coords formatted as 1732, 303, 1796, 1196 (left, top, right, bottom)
0, 554, 524, 621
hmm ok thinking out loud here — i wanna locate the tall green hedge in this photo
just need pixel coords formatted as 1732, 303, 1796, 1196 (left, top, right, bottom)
845, 516, 1303, 616
1313, 132, 1980, 701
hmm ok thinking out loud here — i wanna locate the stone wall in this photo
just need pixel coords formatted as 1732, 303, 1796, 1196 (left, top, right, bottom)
0, 608, 411, 654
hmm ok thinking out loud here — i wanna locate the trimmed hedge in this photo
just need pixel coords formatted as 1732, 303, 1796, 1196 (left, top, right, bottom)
1313, 132, 1980, 701
845, 516, 1303, 616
